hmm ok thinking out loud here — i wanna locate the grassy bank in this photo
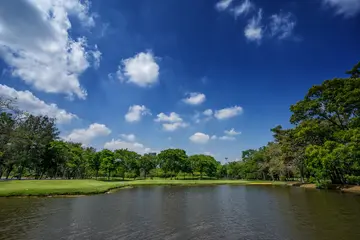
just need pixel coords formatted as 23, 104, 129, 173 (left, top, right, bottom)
0, 179, 287, 197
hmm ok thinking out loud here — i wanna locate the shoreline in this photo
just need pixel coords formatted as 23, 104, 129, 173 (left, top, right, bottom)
1, 180, 360, 198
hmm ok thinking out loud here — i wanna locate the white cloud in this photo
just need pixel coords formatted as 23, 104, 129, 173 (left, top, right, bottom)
0, 0, 98, 99
64, 123, 111, 145
104, 139, 153, 154
224, 128, 241, 135
215, 0, 234, 11
214, 106, 243, 120
231, 0, 254, 18
155, 112, 188, 131
189, 132, 210, 144
120, 134, 136, 142
269, 12, 296, 40
244, 9, 263, 43
219, 135, 236, 141
91, 45, 102, 69
203, 109, 213, 116
211, 135, 218, 140
322, 0, 360, 17
125, 105, 151, 122
183, 92, 206, 105
193, 112, 201, 123
117, 52, 160, 87
155, 112, 183, 122
0, 84, 77, 124
162, 122, 188, 131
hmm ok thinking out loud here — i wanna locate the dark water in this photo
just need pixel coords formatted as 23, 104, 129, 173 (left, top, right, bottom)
1, 186, 360, 240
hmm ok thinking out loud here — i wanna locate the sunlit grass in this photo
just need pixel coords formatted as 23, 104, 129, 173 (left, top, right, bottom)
0, 179, 287, 197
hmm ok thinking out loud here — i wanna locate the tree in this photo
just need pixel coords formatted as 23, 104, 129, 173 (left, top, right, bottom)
138, 153, 157, 179
100, 149, 115, 180
346, 61, 360, 78
158, 149, 187, 179
189, 154, 218, 179
89, 151, 102, 179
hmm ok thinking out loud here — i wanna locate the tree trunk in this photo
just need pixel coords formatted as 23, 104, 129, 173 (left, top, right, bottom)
6, 165, 13, 179
17, 165, 24, 180
96, 170, 99, 180
183, 172, 186, 180
200, 171, 203, 180
144, 172, 147, 180
108, 169, 110, 180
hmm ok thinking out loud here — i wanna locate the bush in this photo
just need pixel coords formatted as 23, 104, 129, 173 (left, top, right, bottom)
279, 175, 286, 181
345, 175, 360, 185
315, 180, 332, 189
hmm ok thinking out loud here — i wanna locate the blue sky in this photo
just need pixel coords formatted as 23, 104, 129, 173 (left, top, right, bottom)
0, 0, 359, 162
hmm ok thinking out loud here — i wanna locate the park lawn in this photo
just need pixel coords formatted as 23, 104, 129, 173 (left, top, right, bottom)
0, 179, 287, 197
0, 180, 124, 197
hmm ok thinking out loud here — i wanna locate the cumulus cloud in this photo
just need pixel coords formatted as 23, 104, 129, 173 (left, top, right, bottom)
211, 135, 218, 140
0, 84, 77, 124
117, 52, 160, 87
215, 0, 234, 11
120, 133, 136, 142
269, 12, 296, 40
104, 139, 152, 154
244, 9, 264, 43
162, 122, 188, 132
64, 123, 111, 145
182, 92, 206, 105
214, 106, 243, 120
203, 109, 213, 116
322, 0, 360, 17
224, 128, 241, 135
0, 0, 99, 99
155, 112, 188, 131
125, 105, 151, 122
219, 135, 236, 141
231, 0, 254, 18
155, 112, 183, 122
91, 45, 102, 69
189, 132, 210, 144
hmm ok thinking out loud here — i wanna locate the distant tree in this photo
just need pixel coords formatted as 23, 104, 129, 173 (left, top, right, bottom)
138, 153, 157, 179
100, 149, 115, 180
158, 149, 187, 179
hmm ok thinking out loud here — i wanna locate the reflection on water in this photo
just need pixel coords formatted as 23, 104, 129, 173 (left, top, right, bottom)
0, 186, 360, 240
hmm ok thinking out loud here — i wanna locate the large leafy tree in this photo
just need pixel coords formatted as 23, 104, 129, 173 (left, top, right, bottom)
158, 149, 187, 179
138, 153, 157, 179
189, 154, 218, 179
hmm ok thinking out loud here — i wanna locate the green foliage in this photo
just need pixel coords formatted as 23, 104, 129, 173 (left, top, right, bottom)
1, 63, 360, 184
158, 149, 187, 178
345, 175, 360, 185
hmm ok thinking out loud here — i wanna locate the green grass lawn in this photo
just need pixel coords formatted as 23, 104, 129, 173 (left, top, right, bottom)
0, 179, 287, 197
0, 180, 124, 197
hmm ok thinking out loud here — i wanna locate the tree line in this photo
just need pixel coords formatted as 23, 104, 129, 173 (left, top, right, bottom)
0, 105, 221, 180
227, 62, 360, 187
1, 62, 360, 185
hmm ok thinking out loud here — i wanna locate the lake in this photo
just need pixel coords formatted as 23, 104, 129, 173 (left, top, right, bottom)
1, 185, 360, 240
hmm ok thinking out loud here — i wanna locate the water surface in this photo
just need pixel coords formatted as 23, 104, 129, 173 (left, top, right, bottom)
1, 185, 360, 240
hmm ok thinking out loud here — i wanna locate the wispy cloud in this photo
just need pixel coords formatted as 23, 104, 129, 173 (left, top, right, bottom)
269, 12, 297, 40
215, 0, 234, 11
231, 0, 254, 18
322, 0, 360, 18
244, 9, 264, 43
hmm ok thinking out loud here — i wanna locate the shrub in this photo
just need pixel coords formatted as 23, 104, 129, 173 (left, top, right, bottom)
315, 179, 332, 189
345, 175, 360, 185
